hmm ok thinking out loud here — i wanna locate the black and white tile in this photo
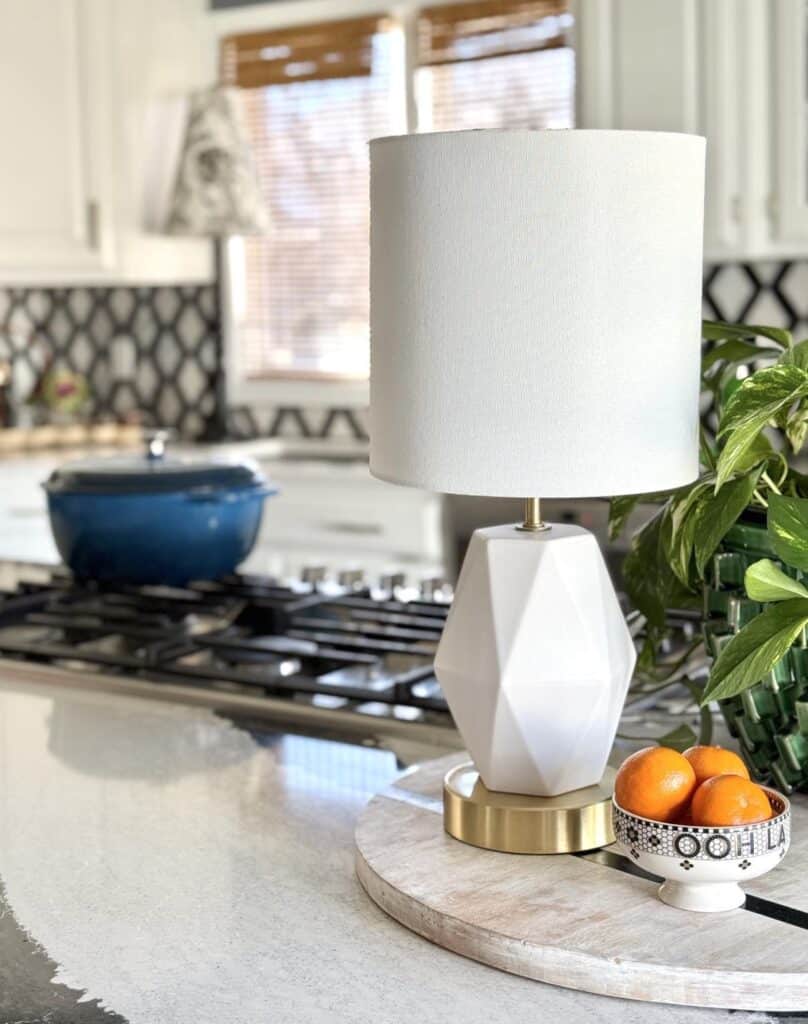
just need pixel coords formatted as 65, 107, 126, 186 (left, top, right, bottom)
0, 285, 220, 439
703, 261, 808, 335
0, 260, 803, 442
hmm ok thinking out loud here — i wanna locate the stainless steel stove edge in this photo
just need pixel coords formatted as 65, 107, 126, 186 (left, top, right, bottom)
0, 657, 463, 755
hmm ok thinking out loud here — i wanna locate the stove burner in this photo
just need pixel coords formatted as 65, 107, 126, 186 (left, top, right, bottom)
0, 573, 451, 725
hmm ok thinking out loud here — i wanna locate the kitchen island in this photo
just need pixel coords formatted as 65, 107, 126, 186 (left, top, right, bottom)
0, 661, 790, 1024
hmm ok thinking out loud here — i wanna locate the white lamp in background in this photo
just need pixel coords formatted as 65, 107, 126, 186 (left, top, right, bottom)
165, 85, 268, 439
370, 129, 705, 851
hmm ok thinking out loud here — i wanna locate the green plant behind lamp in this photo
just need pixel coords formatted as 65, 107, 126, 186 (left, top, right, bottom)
613, 319, 808, 719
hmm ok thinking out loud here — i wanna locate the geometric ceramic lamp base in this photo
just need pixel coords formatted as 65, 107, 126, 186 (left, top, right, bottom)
434, 522, 636, 799
443, 762, 616, 854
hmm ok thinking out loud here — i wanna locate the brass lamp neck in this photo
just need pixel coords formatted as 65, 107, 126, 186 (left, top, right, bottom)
517, 497, 551, 533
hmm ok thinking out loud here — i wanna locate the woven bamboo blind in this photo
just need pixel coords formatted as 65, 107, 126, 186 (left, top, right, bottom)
417, 0, 574, 134
418, 0, 570, 66
222, 15, 395, 379
221, 15, 390, 88
226, 5, 574, 380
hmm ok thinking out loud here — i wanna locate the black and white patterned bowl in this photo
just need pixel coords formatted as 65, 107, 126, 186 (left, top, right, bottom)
612, 787, 790, 912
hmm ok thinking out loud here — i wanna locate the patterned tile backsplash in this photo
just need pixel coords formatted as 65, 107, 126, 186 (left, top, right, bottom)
0, 263, 804, 442
0, 286, 220, 440
703, 261, 808, 334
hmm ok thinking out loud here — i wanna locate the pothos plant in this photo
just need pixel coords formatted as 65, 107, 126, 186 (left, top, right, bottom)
610, 319, 808, 717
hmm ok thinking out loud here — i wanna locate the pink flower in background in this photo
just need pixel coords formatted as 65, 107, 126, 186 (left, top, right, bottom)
55, 378, 78, 398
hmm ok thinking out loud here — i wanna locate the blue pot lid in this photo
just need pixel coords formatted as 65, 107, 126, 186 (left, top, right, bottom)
45, 453, 268, 495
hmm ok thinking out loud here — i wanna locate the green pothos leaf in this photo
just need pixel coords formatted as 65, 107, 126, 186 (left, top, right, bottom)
667, 480, 715, 588
716, 365, 808, 489
701, 598, 808, 704
785, 407, 808, 453
745, 559, 808, 602
702, 320, 793, 349
718, 372, 744, 414
732, 432, 775, 474
653, 471, 758, 588
608, 495, 640, 542
767, 494, 808, 571
693, 470, 762, 577
702, 338, 776, 373
623, 507, 700, 629
786, 470, 808, 499
699, 426, 717, 471
780, 338, 808, 371
608, 490, 678, 542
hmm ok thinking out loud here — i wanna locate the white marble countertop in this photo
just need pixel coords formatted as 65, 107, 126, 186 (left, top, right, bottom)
0, 663, 781, 1024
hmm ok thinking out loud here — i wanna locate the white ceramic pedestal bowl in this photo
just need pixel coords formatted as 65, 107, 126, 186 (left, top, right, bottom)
612, 788, 790, 912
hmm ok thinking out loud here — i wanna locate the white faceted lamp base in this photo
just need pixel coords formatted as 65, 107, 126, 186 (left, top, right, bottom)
435, 522, 636, 799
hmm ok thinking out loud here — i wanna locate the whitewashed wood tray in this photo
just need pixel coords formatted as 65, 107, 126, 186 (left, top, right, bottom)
355, 752, 808, 1012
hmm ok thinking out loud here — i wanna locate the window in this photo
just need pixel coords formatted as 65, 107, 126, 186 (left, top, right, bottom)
417, 1, 575, 132
222, 16, 399, 381
222, 1, 574, 388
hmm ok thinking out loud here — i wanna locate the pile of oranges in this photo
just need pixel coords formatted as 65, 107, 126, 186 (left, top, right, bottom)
614, 744, 772, 826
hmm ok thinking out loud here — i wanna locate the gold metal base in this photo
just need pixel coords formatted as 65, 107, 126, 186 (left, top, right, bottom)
443, 762, 616, 854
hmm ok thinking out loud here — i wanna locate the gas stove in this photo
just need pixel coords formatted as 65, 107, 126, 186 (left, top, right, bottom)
0, 563, 711, 753
0, 566, 458, 743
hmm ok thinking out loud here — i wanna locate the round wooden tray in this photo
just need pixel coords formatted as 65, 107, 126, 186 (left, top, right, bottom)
355, 752, 808, 1012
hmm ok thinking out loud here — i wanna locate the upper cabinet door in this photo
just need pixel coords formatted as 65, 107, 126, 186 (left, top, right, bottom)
774, 0, 808, 243
0, 0, 114, 280
576, 0, 737, 258
575, 0, 807, 261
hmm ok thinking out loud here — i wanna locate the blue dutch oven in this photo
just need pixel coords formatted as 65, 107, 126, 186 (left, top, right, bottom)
44, 436, 278, 585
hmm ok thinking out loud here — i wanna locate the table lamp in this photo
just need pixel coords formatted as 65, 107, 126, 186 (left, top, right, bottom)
369, 130, 705, 853
166, 85, 269, 440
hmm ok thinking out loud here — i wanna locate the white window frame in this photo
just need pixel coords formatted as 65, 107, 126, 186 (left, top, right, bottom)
211, 0, 576, 410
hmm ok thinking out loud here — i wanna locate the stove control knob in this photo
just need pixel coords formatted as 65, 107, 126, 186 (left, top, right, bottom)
338, 568, 365, 588
379, 572, 406, 592
301, 565, 327, 585
420, 576, 453, 601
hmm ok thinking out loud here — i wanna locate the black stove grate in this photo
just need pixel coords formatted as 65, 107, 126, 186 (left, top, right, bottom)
0, 573, 452, 723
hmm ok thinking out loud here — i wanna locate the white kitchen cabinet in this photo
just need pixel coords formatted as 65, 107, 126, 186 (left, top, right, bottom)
0, 0, 115, 279
244, 455, 446, 581
0, 0, 211, 285
109, 0, 212, 283
0, 454, 60, 565
575, 0, 808, 260
576, 0, 749, 260
773, 0, 808, 246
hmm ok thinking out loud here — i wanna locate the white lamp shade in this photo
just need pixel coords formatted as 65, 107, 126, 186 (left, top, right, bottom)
369, 130, 705, 498
166, 86, 269, 237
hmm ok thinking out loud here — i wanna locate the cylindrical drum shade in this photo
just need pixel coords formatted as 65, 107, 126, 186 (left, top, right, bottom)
369, 130, 705, 498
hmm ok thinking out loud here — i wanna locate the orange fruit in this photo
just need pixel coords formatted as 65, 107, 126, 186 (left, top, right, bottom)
690, 774, 772, 826
683, 745, 749, 787
614, 746, 697, 822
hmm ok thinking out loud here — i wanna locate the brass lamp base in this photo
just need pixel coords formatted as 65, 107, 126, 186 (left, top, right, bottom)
443, 762, 616, 854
